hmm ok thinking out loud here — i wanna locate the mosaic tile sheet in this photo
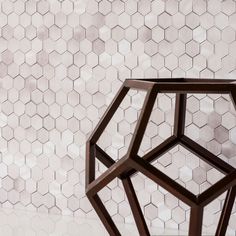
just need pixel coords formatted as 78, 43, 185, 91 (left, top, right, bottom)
0, 0, 236, 234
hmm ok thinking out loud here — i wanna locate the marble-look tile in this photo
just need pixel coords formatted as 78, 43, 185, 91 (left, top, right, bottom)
0, 0, 236, 234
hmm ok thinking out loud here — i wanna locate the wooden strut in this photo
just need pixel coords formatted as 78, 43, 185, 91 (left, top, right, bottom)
86, 78, 236, 236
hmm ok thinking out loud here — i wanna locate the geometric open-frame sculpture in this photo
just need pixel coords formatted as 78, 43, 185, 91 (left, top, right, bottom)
86, 78, 236, 236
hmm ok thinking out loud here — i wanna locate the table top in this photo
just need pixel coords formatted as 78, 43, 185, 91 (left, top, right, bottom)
124, 78, 236, 93
127, 78, 236, 83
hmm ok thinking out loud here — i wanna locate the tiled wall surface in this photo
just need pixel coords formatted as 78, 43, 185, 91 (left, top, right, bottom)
0, 0, 236, 234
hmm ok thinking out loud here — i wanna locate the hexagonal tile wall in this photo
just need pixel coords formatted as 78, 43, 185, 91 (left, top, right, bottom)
0, 0, 236, 235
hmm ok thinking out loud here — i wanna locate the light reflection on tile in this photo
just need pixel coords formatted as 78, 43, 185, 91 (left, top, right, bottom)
0, 207, 193, 236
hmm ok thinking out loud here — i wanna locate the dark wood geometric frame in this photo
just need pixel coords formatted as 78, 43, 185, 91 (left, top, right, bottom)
86, 78, 236, 236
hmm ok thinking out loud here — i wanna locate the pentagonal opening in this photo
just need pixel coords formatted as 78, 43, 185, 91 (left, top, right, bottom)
96, 91, 176, 178
185, 93, 236, 169
97, 89, 146, 162
138, 93, 176, 157
150, 144, 224, 195
131, 172, 188, 233
131, 163, 232, 235
95, 89, 146, 178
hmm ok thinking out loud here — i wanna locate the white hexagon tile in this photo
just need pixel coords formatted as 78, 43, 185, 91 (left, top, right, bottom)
0, 0, 236, 235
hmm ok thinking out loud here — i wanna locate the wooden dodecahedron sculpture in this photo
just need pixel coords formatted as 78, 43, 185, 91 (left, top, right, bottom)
86, 79, 236, 236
